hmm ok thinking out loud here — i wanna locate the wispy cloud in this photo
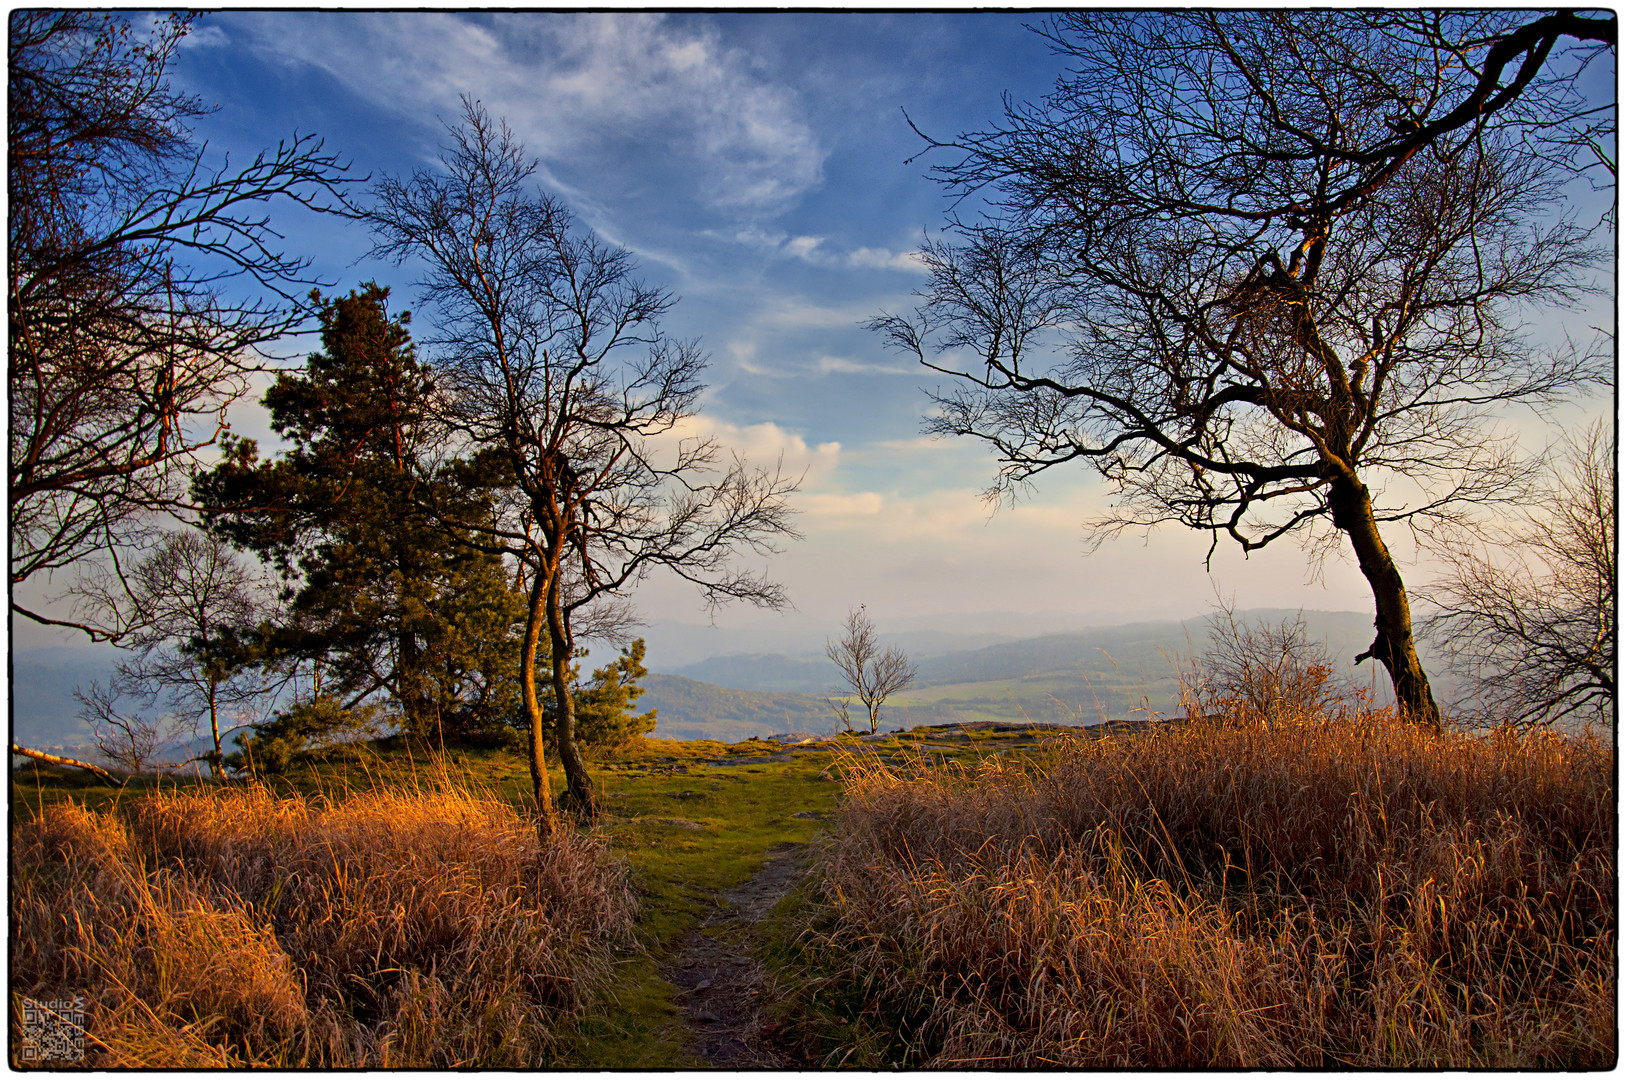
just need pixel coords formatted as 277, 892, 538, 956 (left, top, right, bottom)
657, 415, 842, 487
727, 227, 925, 272
229, 12, 825, 214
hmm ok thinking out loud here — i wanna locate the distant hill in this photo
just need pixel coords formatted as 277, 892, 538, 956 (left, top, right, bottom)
667, 610, 1391, 690
640, 674, 971, 741
12, 609, 1461, 750
641, 674, 838, 742
654, 610, 1460, 730
671, 654, 836, 694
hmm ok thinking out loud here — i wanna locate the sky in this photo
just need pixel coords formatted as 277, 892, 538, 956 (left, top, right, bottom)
13, 11, 1614, 655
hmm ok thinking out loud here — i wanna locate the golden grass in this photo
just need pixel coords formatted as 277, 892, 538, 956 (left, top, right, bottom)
798, 707, 1615, 1067
11, 784, 635, 1067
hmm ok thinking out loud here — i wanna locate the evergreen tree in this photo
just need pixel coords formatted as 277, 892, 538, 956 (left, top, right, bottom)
570, 639, 657, 751
197, 284, 502, 737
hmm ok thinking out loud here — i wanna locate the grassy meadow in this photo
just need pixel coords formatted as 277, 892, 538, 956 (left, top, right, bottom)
11, 710, 1616, 1068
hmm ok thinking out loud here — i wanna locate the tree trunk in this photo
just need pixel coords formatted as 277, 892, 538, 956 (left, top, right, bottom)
546, 575, 597, 820
207, 679, 224, 780
399, 627, 424, 735
519, 563, 559, 839
1328, 474, 1443, 729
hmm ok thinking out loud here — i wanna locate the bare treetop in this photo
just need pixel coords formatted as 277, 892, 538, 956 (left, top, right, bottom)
1424, 421, 1616, 728
369, 99, 799, 828
874, 12, 1614, 727
10, 11, 357, 634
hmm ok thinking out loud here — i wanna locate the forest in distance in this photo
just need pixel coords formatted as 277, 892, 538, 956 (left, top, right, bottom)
10, 9, 1615, 1071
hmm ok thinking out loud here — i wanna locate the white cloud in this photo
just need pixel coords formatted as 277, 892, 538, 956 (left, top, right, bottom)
784, 235, 824, 260
234, 12, 825, 214
800, 492, 885, 518
658, 415, 842, 486
845, 246, 925, 272
813, 355, 913, 376
178, 23, 229, 49
726, 228, 925, 273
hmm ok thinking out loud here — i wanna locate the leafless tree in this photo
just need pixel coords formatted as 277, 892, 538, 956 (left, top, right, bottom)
9, 11, 355, 635
1423, 421, 1615, 728
370, 100, 799, 831
872, 12, 1613, 729
1201, 601, 1339, 725
74, 529, 274, 776
73, 679, 194, 775
827, 605, 917, 734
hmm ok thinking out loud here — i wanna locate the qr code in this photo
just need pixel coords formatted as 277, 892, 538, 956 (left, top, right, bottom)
19, 996, 88, 1063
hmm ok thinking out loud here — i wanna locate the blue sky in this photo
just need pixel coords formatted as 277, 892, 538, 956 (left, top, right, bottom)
15, 12, 1611, 653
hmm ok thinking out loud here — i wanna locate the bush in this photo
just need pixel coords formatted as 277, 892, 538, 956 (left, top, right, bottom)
230, 697, 382, 775
785, 705, 1614, 1067
570, 639, 657, 752
11, 784, 637, 1067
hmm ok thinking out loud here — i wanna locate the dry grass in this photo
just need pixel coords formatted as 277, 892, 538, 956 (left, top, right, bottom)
799, 706, 1614, 1067
11, 783, 636, 1067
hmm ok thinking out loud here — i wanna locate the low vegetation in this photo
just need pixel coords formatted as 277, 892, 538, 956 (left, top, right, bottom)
777, 706, 1614, 1067
11, 702, 1615, 1069
11, 779, 635, 1067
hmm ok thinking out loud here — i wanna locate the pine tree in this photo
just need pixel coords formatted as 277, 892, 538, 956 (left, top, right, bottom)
197, 284, 504, 738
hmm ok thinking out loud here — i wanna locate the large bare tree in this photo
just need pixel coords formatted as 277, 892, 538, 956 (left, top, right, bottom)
370, 101, 799, 831
873, 12, 1613, 727
9, 11, 354, 633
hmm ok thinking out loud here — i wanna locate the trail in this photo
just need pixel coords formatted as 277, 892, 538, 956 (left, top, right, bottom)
663, 841, 812, 1068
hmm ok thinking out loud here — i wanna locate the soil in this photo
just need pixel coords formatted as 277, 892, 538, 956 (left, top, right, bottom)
662, 841, 814, 1068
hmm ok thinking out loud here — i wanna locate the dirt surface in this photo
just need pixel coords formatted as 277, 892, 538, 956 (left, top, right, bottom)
663, 841, 813, 1068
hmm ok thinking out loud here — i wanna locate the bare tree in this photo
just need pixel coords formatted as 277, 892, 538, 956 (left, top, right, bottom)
1201, 601, 1339, 725
1423, 421, 1615, 728
73, 679, 194, 775
9, 11, 355, 634
826, 605, 917, 734
74, 529, 273, 776
370, 100, 799, 830
872, 12, 1613, 729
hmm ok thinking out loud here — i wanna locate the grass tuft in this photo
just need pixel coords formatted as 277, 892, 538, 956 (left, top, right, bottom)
12, 783, 636, 1067
782, 707, 1614, 1068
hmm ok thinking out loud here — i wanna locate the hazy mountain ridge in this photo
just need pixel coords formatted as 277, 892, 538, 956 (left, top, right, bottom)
669, 610, 1388, 695
15, 609, 1457, 749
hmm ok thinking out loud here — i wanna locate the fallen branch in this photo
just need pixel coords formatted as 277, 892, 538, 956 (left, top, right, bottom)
10, 744, 122, 786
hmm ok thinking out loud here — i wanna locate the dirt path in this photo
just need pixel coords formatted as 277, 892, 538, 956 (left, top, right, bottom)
663, 841, 812, 1068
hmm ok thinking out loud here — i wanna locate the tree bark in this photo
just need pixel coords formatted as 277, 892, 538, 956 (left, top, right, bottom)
519, 562, 559, 839
546, 574, 597, 820
1328, 474, 1443, 729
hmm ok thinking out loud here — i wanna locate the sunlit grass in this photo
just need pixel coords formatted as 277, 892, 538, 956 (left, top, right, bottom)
11, 777, 636, 1067
777, 706, 1615, 1068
